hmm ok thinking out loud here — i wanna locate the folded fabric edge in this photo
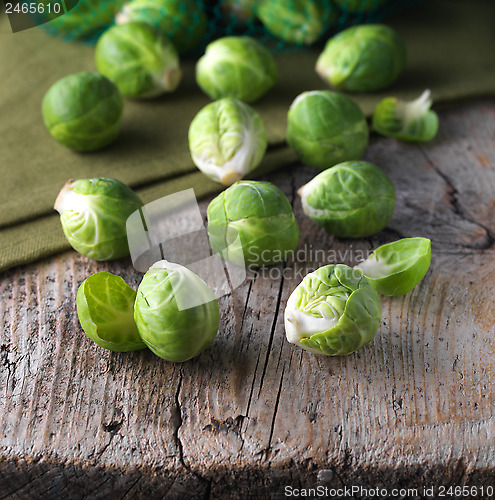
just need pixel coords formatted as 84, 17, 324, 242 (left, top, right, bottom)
0, 147, 299, 273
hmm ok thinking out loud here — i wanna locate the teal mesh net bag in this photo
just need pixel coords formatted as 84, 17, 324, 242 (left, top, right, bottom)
34, 0, 423, 52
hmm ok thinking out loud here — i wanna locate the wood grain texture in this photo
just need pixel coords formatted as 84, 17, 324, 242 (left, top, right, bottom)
1, 100, 495, 499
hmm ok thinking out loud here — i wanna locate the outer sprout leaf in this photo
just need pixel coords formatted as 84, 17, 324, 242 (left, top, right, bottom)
298, 161, 395, 238
196, 36, 278, 103
188, 98, 267, 185
257, 0, 337, 46
355, 237, 432, 296
42, 72, 123, 152
134, 261, 220, 362
316, 24, 406, 92
116, 0, 208, 54
95, 22, 181, 99
372, 90, 439, 142
286, 90, 369, 170
207, 181, 300, 268
285, 264, 381, 356
54, 178, 143, 260
76, 272, 147, 352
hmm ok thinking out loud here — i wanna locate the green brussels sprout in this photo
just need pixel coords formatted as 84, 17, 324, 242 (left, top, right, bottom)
134, 261, 220, 362
188, 98, 268, 186
37, 0, 127, 42
54, 178, 143, 260
77, 272, 147, 352
257, 0, 337, 46
220, 0, 258, 23
372, 90, 439, 142
333, 0, 388, 14
316, 24, 406, 92
298, 161, 395, 238
207, 181, 300, 268
116, 0, 208, 54
355, 237, 431, 296
286, 90, 369, 169
42, 72, 123, 152
285, 264, 381, 356
196, 36, 278, 103
95, 23, 181, 99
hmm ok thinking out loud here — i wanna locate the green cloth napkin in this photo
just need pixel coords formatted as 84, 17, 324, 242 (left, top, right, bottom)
0, 0, 494, 272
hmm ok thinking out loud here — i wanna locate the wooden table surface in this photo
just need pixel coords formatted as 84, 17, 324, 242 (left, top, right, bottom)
1, 100, 495, 499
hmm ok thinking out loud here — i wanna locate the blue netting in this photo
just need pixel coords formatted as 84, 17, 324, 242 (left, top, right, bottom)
36, 0, 425, 53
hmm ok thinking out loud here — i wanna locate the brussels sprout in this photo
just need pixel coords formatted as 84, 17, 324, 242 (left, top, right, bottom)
221, 0, 258, 23
298, 161, 395, 238
285, 264, 381, 356
54, 178, 143, 260
188, 98, 268, 186
95, 23, 181, 99
42, 72, 123, 152
286, 90, 369, 169
38, 0, 127, 42
372, 90, 439, 142
316, 24, 406, 92
333, 0, 388, 14
116, 0, 208, 54
257, 0, 337, 46
355, 237, 431, 296
196, 36, 278, 103
77, 272, 147, 352
134, 261, 219, 362
207, 181, 300, 268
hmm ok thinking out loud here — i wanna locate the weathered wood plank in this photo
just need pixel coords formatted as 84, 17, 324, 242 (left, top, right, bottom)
1, 100, 495, 497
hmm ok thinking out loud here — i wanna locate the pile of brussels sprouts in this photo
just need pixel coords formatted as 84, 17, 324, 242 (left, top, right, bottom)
44, 0, 438, 360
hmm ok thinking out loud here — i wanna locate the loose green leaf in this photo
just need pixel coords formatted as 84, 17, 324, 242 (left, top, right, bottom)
372, 90, 439, 142
77, 272, 146, 352
355, 237, 432, 296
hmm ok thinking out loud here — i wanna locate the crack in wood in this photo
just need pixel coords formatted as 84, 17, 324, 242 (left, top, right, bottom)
257, 274, 285, 399
172, 368, 185, 468
267, 366, 285, 451
420, 147, 495, 251
2, 102, 495, 492
118, 475, 142, 500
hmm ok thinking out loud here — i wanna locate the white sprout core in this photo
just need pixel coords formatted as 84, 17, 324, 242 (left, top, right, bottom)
54, 181, 89, 215
150, 66, 182, 96
297, 181, 327, 219
284, 286, 342, 355
399, 89, 432, 126
191, 102, 262, 185
354, 253, 397, 279
115, 5, 130, 25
